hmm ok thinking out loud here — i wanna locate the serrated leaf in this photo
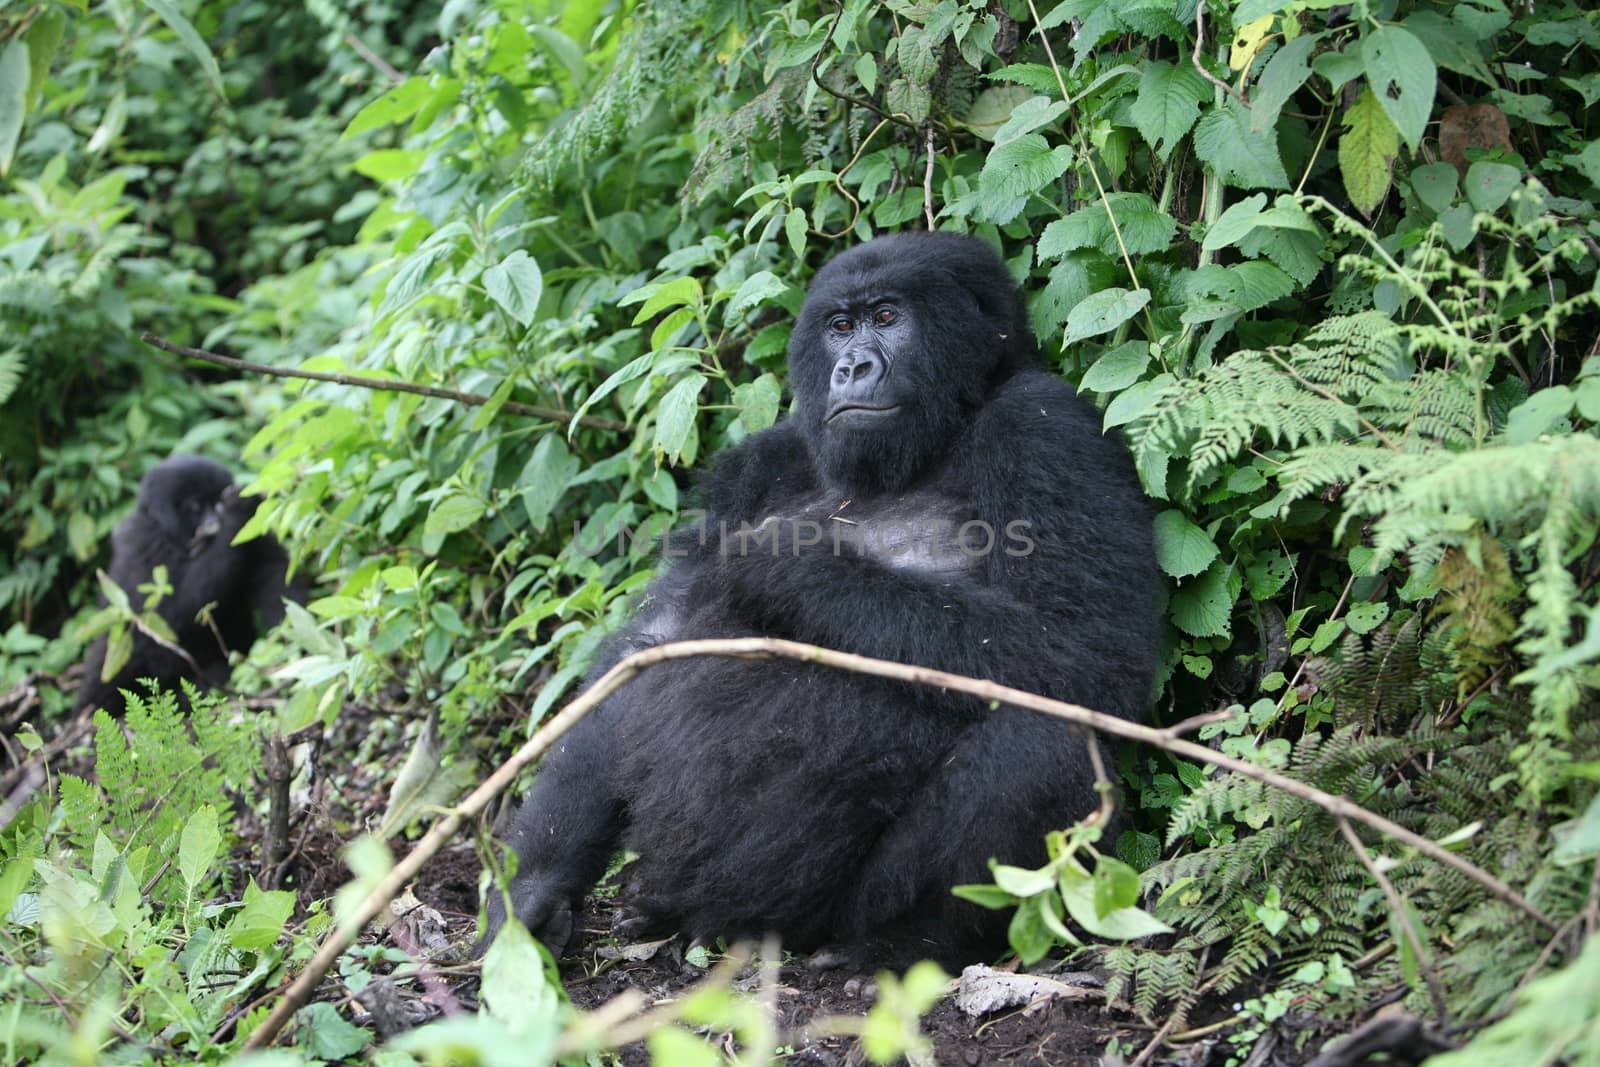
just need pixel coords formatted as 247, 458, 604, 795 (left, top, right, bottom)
139, 0, 225, 96
1345, 601, 1390, 635
1154, 510, 1219, 579
1039, 193, 1177, 259
1361, 25, 1435, 151
1194, 100, 1290, 190
1170, 563, 1234, 638
1339, 88, 1399, 216
653, 374, 706, 462
1103, 373, 1176, 430
978, 135, 1074, 222
483, 250, 543, 327
991, 96, 1070, 146
1062, 287, 1149, 345
627, 275, 702, 323
1129, 61, 1208, 161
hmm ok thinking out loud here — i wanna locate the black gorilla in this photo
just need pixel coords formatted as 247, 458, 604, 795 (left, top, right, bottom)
491, 233, 1161, 961
76, 454, 302, 715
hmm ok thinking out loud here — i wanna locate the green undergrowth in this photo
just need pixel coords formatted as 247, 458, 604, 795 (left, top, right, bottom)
2, 0, 1599, 1063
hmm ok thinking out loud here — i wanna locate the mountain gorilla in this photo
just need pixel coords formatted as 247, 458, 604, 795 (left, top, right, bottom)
489, 232, 1161, 962
76, 454, 302, 715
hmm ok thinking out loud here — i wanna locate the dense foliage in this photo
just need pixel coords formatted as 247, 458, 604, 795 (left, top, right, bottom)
1, 0, 1598, 1063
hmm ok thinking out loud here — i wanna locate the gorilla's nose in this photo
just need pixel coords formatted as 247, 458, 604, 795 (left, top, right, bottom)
832, 353, 883, 390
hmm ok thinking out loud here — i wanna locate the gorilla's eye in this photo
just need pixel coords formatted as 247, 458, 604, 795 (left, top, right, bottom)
830, 316, 854, 333
873, 307, 897, 326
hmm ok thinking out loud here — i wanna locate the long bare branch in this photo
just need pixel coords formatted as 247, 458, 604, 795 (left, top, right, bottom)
242, 636, 1553, 1049
140, 333, 627, 432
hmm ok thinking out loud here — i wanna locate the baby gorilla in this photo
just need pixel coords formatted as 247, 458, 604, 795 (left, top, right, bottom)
489, 233, 1162, 961
76, 454, 301, 714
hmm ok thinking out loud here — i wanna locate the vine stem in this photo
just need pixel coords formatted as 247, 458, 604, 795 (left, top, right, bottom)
139, 333, 627, 433
241, 637, 1554, 1050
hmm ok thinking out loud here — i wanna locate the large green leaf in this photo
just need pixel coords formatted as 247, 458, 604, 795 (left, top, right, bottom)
1339, 88, 1399, 216
1361, 25, 1436, 150
483, 250, 543, 327
1062, 287, 1149, 345
139, 0, 225, 96
1193, 100, 1290, 190
977, 134, 1074, 223
1129, 60, 1208, 161
0, 41, 26, 176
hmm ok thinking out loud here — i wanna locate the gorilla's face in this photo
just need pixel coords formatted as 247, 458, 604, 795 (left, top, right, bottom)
138, 455, 236, 544
788, 233, 1039, 494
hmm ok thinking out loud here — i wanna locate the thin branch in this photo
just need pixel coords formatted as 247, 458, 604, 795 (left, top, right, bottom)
139, 333, 627, 433
241, 637, 1554, 1049
342, 32, 405, 84
923, 125, 938, 230
1337, 818, 1451, 1026
1192, 0, 1249, 107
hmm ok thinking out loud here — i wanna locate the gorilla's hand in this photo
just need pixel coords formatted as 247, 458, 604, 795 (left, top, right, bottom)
480, 870, 577, 959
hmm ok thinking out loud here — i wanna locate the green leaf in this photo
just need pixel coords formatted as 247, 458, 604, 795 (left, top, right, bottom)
627, 275, 702, 323
647, 1027, 721, 1067
352, 148, 424, 182
963, 85, 1035, 141
725, 270, 791, 324
1252, 33, 1318, 132
1201, 193, 1269, 252
1339, 88, 1399, 216
296, 1003, 373, 1061
1464, 161, 1521, 213
344, 77, 433, 138
1103, 373, 1176, 430
855, 53, 878, 96
785, 208, 808, 258
1153, 510, 1219, 579
483, 250, 543, 327
0, 41, 26, 176
138, 0, 225, 96
519, 435, 579, 531
1170, 562, 1234, 638
1193, 99, 1290, 190
992, 863, 1055, 897
733, 373, 783, 433
23, 11, 65, 111
1129, 60, 1208, 161
991, 96, 1070, 146
1062, 287, 1149, 345
1345, 601, 1390, 635
977, 134, 1074, 223
653, 374, 706, 463
1039, 193, 1176, 259
1078, 341, 1150, 393
482, 919, 562, 1047
227, 879, 296, 950
1093, 857, 1142, 917
951, 883, 1018, 909
1411, 162, 1459, 213
179, 804, 222, 895
1504, 385, 1573, 444
1361, 25, 1435, 151
424, 493, 486, 538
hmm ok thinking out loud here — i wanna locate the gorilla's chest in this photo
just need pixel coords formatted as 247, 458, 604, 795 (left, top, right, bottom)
782, 488, 984, 575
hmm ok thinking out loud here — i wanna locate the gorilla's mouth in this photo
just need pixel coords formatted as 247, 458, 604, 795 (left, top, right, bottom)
826, 404, 901, 424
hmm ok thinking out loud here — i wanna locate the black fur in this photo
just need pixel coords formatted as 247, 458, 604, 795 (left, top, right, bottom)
76, 454, 302, 714
492, 233, 1162, 961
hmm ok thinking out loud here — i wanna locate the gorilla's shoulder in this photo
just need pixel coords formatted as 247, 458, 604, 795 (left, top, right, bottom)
693, 420, 817, 518
979, 370, 1102, 439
